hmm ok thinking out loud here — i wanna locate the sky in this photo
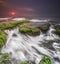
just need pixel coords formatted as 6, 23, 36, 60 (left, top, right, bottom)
0, 0, 60, 20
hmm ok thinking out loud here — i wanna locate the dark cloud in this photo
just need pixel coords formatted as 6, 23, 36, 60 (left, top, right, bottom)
0, 0, 6, 6
0, 0, 60, 19
0, 0, 9, 17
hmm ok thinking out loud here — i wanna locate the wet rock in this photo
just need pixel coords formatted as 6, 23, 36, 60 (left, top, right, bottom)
52, 24, 60, 35
0, 52, 11, 64
55, 28, 60, 35
54, 24, 60, 35
0, 20, 29, 30
39, 56, 51, 64
12, 33, 17, 37
19, 22, 50, 36
0, 31, 7, 48
28, 60, 35, 64
19, 26, 40, 36
21, 61, 28, 64
20, 22, 50, 29
54, 24, 60, 29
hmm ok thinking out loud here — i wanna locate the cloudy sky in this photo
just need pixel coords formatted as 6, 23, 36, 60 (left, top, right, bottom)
0, 0, 60, 19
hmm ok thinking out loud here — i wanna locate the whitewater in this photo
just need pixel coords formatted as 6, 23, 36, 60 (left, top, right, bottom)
0, 19, 60, 64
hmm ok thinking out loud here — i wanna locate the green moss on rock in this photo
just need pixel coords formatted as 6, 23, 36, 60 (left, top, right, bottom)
19, 27, 31, 33
0, 52, 11, 64
39, 56, 51, 64
55, 28, 60, 35
0, 23, 16, 30
19, 26, 40, 36
17, 20, 29, 25
20, 61, 28, 64
0, 20, 29, 30
40, 26, 49, 32
31, 28, 40, 35
0, 32, 6, 48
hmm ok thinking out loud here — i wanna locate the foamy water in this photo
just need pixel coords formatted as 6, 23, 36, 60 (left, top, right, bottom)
1, 25, 60, 64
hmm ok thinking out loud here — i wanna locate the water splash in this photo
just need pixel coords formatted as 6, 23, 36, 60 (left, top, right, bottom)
1, 26, 60, 64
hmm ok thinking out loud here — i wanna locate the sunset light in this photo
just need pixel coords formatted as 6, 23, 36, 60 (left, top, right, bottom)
0, 0, 60, 64
10, 12, 16, 16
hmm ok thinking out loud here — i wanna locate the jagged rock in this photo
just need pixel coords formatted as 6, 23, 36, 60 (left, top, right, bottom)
0, 31, 7, 48
0, 52, 11, 64
19, 22, 50, 36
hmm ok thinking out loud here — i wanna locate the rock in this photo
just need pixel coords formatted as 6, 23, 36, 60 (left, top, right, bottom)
12, 33, 17, 37
0, 31, 7, 48
0, 20, 29, 30
20, 22, 50, 29
19, 22, 50, 36
21, 61, 28, 64
19, 27, 40, 36
54, 24, 60, 29
39, 56, 51, 64
54, 24, 60, 35
0, 52, 11, 64
55, 28, 60, 35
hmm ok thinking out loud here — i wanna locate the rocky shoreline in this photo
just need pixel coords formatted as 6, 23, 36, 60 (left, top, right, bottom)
0, 20, 60, 64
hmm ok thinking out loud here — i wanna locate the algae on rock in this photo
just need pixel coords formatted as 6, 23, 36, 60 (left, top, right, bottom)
19, 26, 40, 36
39, 56, 51, 64
0, 52, 11, 64
0, 20, 29, 30
20, 61, 28, 64
0, 32, 6, 48
40, 26, 49, 32
55, 28, 60, 35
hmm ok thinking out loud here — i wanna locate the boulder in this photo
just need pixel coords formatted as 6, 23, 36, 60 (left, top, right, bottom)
19, 22, 50, 36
